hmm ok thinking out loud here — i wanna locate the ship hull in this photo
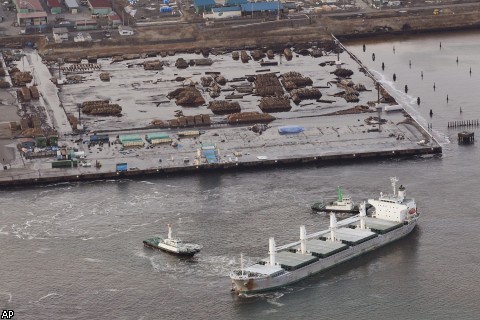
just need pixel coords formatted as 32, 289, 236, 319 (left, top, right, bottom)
143, 241, 198, 257
231, 221, 416, 294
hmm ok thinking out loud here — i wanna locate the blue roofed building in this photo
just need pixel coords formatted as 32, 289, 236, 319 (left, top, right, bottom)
203, 6, 241, 19
240, 1, 283, 12
194, 0, 216, 14
225, 0, 247, 5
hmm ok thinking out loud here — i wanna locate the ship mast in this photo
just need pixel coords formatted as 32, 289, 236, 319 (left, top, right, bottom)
360, 201, 366, 230
300, 225, 307, 254
240, 253, 244, 276
268, 237, 276, 266
337, 186, 343, 202
390, 177, 399, 196
167, 224, 172, 239
329, 213, 337, 242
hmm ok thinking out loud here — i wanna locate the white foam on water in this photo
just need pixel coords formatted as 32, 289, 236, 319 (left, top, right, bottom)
38, 292, 61, 301
0, 292, 12, 303
84, 258, 103, 263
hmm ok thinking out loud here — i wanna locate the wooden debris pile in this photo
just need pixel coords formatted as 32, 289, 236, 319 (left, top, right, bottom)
333, 68, 354, 77
353, 83, 367, 91
29, 86, 39, 99
66, 75, 85, 84
168, 87, 205, 107
290, 88, 322, 104
175, 58, 189, 69
208, 101, 241, 115
62, 64, 101, 72
336, 81, 360, 103
17, 87, 31, 101
232, 52, 239, 60
241, 51, 250, 63
66, 113, 79, 130
226, 112, 275, 124
283, 48, 293, 60
151, 114, 211, 128
215, 75, 227, 86
255, 73, 284, 97
82, 100, 122, 116
231, 83, 253, 93
250, 50, 266, 61
281, 72, 313, 91
0, 80, 10, 88
201, 76, 213, 87
144, 60, 163, 70
267, 50, 275, 59
259, 96, 292, 113
325, 105, 373, 116
99, 72, 110, 81
311, 48, 323, 58
11, 71, 33, 86
194, 58, 213, 66
0, 68, 6, 76
209, 83, 221, 98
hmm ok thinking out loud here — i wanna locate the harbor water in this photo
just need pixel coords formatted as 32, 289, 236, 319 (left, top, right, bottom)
1, 31, 480, 319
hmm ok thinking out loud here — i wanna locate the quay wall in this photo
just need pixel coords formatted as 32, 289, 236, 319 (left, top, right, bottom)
0, 146, 441, 188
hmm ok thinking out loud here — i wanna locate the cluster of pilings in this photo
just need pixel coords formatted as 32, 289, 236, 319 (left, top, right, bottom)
458, 132, 474, 144
447, 120, 479, 128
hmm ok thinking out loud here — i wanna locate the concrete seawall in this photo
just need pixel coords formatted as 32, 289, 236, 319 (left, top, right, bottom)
0, 146, 441, 188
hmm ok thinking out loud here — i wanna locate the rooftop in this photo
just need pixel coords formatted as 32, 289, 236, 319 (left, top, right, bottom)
65, 0, 80, 8
19, 0, 43, 11
193, 0, 216, 6
240, 2, 283, 12
212, 6, 241, 12
47, 0, 61, 7
88, 0, 111, 8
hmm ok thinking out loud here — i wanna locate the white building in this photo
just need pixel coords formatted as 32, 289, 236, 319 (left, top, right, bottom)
203, 6, 241, 20
118, 25, 134, 36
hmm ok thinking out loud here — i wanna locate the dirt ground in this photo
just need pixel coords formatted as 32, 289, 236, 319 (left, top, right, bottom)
33, 4, 480, 60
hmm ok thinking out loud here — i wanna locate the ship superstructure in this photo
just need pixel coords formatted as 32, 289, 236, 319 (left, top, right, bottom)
230, 177, 418, 294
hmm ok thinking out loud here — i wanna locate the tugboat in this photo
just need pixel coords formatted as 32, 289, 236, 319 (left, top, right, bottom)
311, 186, 361, 213
143, 224, 202, 257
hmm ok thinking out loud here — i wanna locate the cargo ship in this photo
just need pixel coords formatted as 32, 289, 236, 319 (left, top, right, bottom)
230, 177, 418, 295
143, 224, 202, 257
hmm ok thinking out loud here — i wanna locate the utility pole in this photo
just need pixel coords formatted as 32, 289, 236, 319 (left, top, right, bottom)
277, 0, 280, 21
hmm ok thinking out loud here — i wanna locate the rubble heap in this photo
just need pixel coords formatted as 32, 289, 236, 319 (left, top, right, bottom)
208, 101, 241, 115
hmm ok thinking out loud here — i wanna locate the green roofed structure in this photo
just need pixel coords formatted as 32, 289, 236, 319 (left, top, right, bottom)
145, 132, 170, 142
119, 134, 144, 147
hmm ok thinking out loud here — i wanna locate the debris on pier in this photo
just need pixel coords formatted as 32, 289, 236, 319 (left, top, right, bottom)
284, 48, 293, 60
255, 73, 284, 96
144, 60, 163, 70
290, 88, 322, 104
99, 72, 110, 81
334, 68, 354, 77
82, 100, 122, 116
241, 51, 250, 63
168, 87, 206, 107
226, 112, 275, 124
281, 72, 313, 91
258, 96, 292, 113
208, 101, 241, 115
250, 50, 266, 61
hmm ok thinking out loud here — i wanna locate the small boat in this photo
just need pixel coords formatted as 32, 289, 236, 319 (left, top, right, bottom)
311, 186, 365, 213
143, 224, 202, 257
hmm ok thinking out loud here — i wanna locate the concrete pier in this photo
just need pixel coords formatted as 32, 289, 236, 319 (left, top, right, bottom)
0, 40, 442, 188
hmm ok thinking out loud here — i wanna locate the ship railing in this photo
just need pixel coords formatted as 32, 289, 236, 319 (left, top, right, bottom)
230, 270, 265, 279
